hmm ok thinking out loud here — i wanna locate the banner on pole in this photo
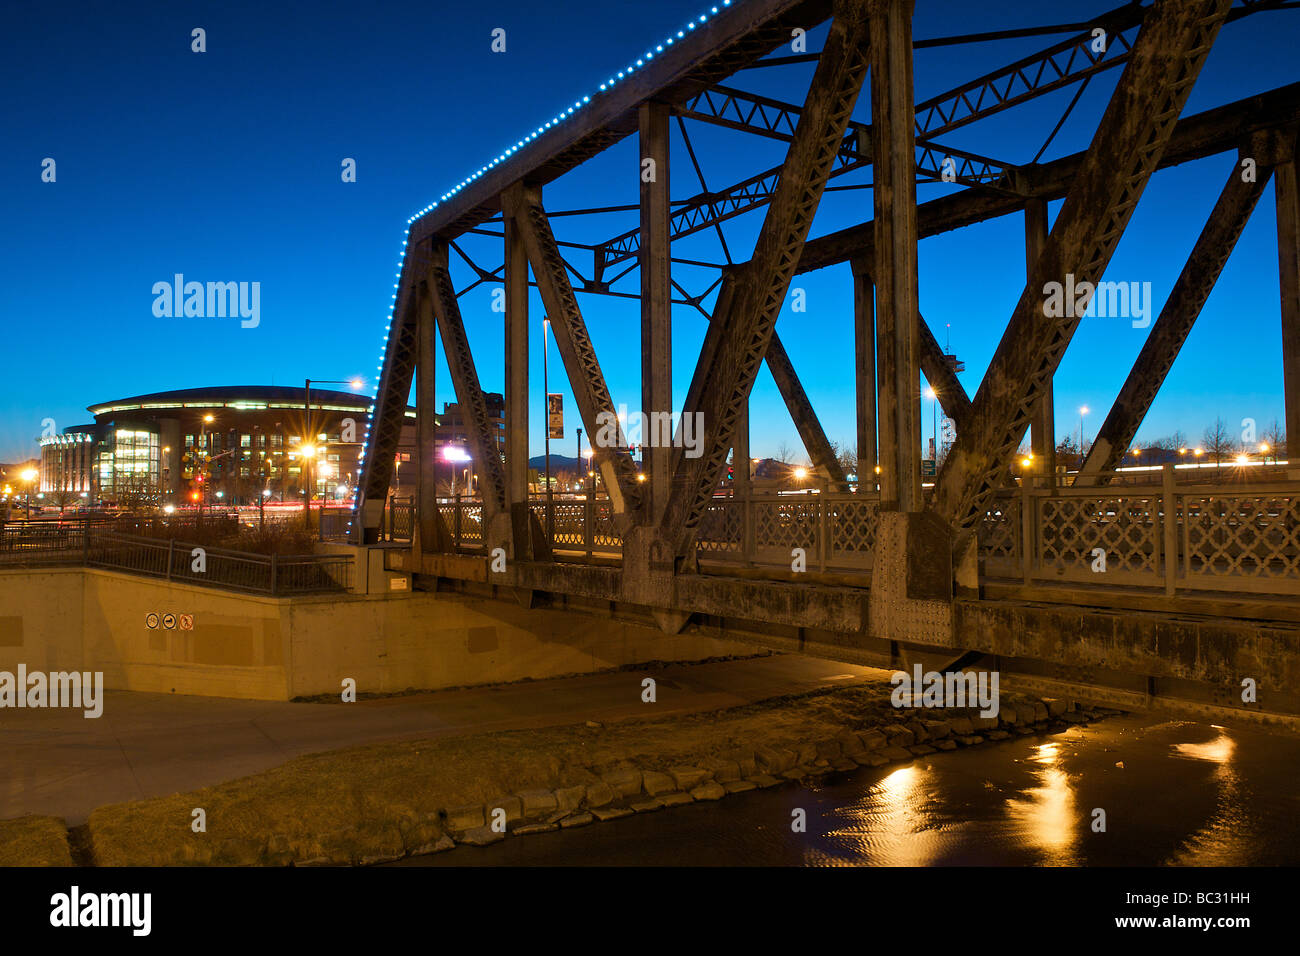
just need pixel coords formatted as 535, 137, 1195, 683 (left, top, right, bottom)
547, 394, 564, 440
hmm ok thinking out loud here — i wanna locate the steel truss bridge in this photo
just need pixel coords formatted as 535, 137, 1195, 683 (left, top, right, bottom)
354, 0, 1300, 728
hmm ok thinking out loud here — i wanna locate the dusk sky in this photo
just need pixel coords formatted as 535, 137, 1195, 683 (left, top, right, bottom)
2, 0, 1296, 464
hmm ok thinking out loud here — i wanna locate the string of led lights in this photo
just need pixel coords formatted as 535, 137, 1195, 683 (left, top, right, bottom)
355, 1, 739, 510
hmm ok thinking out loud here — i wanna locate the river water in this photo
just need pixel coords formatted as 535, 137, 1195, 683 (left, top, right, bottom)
401, 714, 1300, 866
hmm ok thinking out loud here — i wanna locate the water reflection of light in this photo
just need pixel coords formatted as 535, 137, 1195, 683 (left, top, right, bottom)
1172, 732, 1235, 765
1167, 728, 1252, 865
1004, 741, 1080, 865
812, 765, 949, 866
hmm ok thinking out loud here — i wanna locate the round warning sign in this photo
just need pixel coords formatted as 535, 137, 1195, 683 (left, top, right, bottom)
146, 612, 160, 629
179, 614, 194, 631
162, 613, 177, 630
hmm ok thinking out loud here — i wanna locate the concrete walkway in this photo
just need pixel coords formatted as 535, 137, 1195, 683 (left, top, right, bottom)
0, 655, 882, 824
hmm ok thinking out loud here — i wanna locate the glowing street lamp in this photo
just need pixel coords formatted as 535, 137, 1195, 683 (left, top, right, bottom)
21, 467, 37, 519
1078, 406, 1089, 463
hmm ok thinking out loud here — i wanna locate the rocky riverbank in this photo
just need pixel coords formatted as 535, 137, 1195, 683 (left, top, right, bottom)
426, 696, 1114, 856
8, 680, 1120, 866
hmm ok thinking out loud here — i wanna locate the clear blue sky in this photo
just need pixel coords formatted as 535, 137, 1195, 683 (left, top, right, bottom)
1, 0, 1296, 464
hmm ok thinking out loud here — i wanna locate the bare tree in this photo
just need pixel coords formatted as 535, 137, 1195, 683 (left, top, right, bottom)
1202, 417, 1232, 466
1261, 418, 1286, 462
773, 441, 795, 464
1056, 435, 1082, 470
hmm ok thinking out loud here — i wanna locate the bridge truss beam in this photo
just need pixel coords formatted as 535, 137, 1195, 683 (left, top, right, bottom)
932, 0, 1235, 539
660, 0, 872, 557
505, 186, 645, 520
427, 242, 509, 519
1080, 138, 1283, 481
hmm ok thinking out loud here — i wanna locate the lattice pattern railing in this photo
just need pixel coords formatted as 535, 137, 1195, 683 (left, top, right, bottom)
1038, 494, 1161, 581
828, 497, 878, 563
1184, 494, 1300, 583
400, 481, 1299, 598
697, 499, 742, 553
979, 479, 1300, 597
753, 498, 819, 554
978, 496, 1021, 576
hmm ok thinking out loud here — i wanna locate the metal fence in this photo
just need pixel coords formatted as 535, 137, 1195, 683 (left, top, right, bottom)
979, 474, 1300, 597
379, 474, 1300, 599
0, 523, 352, 595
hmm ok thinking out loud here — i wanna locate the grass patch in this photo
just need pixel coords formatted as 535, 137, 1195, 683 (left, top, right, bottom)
0, 815, 74, 866
85, 680, 903, 866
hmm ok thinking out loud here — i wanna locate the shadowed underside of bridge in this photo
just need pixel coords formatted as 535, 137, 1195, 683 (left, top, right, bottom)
358, 0, 1300, 728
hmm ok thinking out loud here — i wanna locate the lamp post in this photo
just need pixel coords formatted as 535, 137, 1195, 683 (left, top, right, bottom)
924, 385, 937, 467
542, 317, 554, 541
199, 413, 215, 520
303, 377, 365, 528
21, 468, 37, 520
1078, 406, 1089, 469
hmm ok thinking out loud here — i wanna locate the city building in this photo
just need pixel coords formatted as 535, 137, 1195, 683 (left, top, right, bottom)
38, 386, 419, 508
436, 393, 506, 455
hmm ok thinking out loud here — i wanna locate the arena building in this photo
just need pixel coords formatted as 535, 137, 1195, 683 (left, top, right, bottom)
38, 385, 419, 508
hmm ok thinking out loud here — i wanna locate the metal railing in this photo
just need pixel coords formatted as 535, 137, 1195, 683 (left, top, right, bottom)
381, 472, 1300, 600
979, 471, 1300, 597
0, 523, 352, 595
86, 533, 353, 595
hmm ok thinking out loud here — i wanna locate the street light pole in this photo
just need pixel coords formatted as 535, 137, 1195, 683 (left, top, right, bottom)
1079, 405, 1089, 469
542, 317, 553, 541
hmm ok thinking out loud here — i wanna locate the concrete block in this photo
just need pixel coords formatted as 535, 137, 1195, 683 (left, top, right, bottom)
702, 758, 742, 782
554, 785, 586, 814
756, 747, 797, 773
836, 732, 866, 756
858, 730, 887, 751
517, 789, 558, 818
585, 781, 615, 808
642, 771, 676, 796
457, 826, 504, 847
690, 782, 727, 801
884, 725, 915, 747
513, 822, 558, 836
444, 804, 485, 833
602, 768, 643, 799
668, 766, 711, 790
922, 719, 951, 739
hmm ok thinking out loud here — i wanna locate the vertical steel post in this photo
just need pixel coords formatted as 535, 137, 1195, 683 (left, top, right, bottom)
869, 0, 922, 513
